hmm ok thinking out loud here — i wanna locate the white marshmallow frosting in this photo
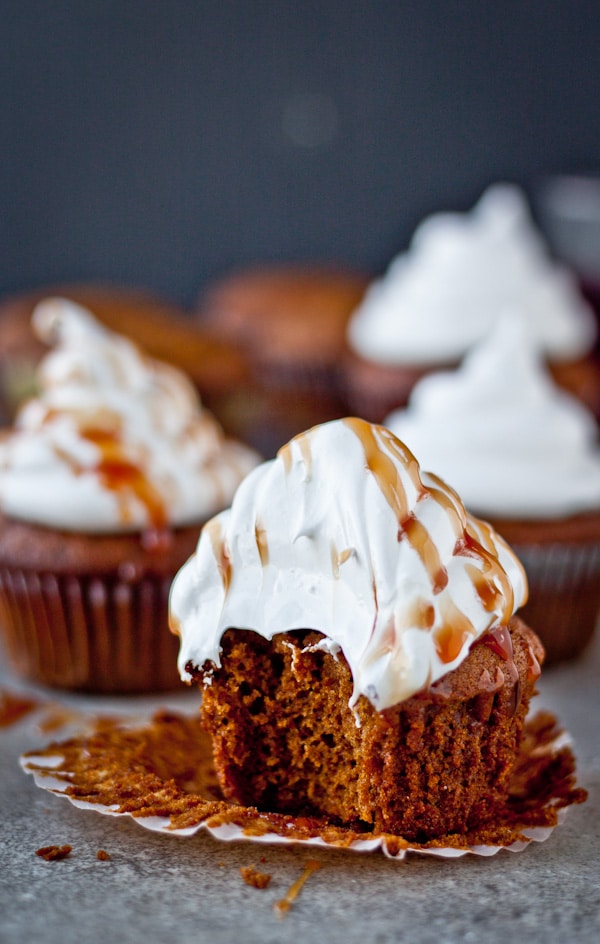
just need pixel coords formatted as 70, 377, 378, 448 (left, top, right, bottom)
171, 418, 527, 710
348, 183, 596, 365
386, 317, 600, 519
0, 299, 259, 532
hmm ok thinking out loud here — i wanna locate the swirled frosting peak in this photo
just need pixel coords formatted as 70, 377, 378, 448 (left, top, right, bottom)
348, 183, 596, 365
386, 317, 600, 519
171, 417, 527, 709
0, 298, 259, 532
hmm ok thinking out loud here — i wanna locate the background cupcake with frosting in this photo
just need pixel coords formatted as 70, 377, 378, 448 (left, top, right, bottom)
386, 316, 600, 664
343, 183, 600, 422
0, 298, 259, 693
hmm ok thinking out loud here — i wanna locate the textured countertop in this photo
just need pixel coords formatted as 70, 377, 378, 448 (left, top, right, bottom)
1, 630, 599, 944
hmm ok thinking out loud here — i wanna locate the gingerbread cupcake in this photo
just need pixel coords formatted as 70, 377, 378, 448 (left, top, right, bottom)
343, 184, 600, 421
386, 317, 600, 664
170, 418, 543, 841
0, 298, 259, 693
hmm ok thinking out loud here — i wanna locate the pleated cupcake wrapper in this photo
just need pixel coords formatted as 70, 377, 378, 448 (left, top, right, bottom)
0, 568, 182, 694
513, 541, 600, 663
20, 711, 577, 861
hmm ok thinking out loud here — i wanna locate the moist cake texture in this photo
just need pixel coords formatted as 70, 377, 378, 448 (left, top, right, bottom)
171, 418, 543, 839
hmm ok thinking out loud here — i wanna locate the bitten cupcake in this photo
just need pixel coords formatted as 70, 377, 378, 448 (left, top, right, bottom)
343, 183, 600, 421
0, 298, 259, 693
170, 417, 543, 841
386, 317, 600, 664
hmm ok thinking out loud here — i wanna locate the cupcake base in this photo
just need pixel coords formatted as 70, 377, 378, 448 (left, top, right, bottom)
194, 618, 543, 842
490, 512, 600, 665
0, 515, 201, 694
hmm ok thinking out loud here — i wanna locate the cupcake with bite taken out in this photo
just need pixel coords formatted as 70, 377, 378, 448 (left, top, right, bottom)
343, 184, 600, 422
170, 417, 543, 841
0, 298, 259, 693
386, 317, 600, 664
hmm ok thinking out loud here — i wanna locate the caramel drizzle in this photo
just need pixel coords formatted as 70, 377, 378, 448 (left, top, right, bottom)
254, 522, 269, 567
342, 420, 525, 662
464, 524, 515, 622
82, 428, 168, 530
274, 860, 321, 917
434, 598, 475, 664
206, 519, 232, 594
44, 408, 168, 531
330, 543, 353, 578
277, 429, 313, 481
344, 418, 415, 522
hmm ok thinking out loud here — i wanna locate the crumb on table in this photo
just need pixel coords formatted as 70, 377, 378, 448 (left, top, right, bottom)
240, 865, 272, 889
35, 844, 72, 861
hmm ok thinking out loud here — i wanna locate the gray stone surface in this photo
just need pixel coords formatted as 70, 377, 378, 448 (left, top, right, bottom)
1, 633, 599, 944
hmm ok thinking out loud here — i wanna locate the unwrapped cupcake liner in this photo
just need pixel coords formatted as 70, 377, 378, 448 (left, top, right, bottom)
513, 541, 600, 664
0, 567, 183, 694
20, 706, 585, 862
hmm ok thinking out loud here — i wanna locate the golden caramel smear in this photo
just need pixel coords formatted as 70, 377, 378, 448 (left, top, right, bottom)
22, 709, 586, 856
240, 865, 271, 889
274, 860, 321, 917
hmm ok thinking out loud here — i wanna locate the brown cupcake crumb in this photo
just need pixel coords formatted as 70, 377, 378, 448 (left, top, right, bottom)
240, 865, 271, 889
35, 844, 72, 861
96, 849, 111, 861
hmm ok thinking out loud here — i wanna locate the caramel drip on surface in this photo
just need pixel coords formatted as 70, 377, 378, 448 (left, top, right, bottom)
297, 434, 313, 480
278, 430, 313, 480
330, 543, 353, 578
463, 527, 515, 621
465, 562, 504, 614
482, 624, 521, 715
434, 599, 475, 664
206, 519, 232, 594
345, 420, 455, 595
401, 515, 448, 595
483, 624, 515, 664
277, 441, 293, 475
254, 522, 269, 567
427, 479, 466, 541
81, 427, 168, 530
344, 418, 412, 522
274, 860, 321, 917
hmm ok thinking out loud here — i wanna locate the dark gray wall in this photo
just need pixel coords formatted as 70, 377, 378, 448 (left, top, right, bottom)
1, 1, 599, 304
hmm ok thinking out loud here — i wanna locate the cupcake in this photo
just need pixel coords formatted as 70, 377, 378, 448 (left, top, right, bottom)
170, 417, 543, 841
386, 317, 600, 664
343, 183, 600, 421
196, 264, 369, 455
0, 282, 249, 427
0, 298, 259, 693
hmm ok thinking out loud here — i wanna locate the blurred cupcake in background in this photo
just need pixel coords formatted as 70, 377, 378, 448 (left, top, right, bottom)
385, 316, 600, 664
0, 298, 259, 693
0, 282, 250, 429
196, 264, 369, 456
343, 184, 600, 422
537, 174, 600, 355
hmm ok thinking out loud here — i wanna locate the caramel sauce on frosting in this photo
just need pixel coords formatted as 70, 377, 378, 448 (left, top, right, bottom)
171, 418, 527, 709
0, 298, 259, 532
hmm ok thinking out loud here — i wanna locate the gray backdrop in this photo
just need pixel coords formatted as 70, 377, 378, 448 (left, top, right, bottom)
1, 0, 599, 304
